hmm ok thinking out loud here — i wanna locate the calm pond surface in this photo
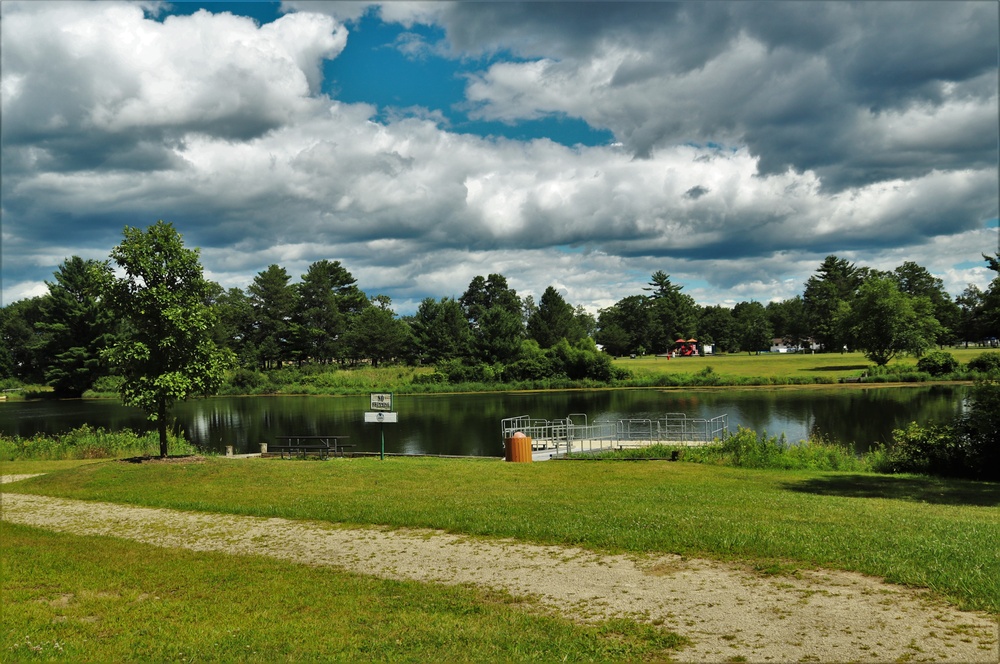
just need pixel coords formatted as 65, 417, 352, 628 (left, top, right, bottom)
0, 385, 968, 456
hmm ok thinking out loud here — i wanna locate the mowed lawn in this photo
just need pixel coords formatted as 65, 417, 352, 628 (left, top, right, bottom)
7, 457, 999, 614
2, 519, 684, 662
613, 348, 986, 380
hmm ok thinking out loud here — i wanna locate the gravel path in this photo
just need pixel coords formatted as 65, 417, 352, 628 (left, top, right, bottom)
2, 478, 997, 662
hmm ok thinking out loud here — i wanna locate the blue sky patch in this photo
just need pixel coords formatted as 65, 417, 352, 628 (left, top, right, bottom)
325, 12, 612, 147
153, 1, 282, 24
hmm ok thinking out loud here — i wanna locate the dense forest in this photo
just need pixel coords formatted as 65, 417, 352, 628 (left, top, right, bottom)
2, 222, 998, 398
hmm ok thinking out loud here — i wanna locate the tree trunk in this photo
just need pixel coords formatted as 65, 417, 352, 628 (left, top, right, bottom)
158, 400, 168, 458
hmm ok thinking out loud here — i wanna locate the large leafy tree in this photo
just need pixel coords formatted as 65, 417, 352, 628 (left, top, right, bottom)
574, 305, 597, 339
247, 264, 297, 368
0, 297, 45, 382
295, 259, 367, 364
732, 301, 773, 355
956, 284, 985, 347
476, 305, 524, 364
410, 297, 472, 363
698, 305, 736, 353
892, 261, 959, 346
644, 271, 698, 353
526, 286, 583, 348
210, 286, 256, 366
803, 255, 863, 351
34, 256, 117, 397
103, 221, 234, 457
342, 296, 411, 367
850, 276, 941, 366
766, 297, 810, 349
980, 253, 1000, 343
460, 273, 522, 329
593, 318, 631, 357
596, 295, 651, 356
460, 274, 523, 364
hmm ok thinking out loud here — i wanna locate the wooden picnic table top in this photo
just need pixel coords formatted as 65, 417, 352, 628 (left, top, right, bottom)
271, 437, 356, 459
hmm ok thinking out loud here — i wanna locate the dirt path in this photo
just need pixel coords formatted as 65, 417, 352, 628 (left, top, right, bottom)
2, 479, 997, 663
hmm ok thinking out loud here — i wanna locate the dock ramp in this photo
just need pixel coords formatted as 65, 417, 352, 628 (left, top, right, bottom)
501, 413, 728, 455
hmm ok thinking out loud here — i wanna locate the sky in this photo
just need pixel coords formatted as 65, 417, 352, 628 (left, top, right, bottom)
2, 0, 998, 315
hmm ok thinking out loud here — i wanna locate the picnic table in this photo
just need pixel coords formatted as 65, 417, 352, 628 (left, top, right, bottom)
272, 436, 354, 459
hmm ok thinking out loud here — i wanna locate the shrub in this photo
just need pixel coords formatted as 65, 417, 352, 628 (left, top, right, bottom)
548, 338, 616, 381
867, 380, 999, 481
411, 372, 446, 385
438, 360, 502, 384
869, 422, 962, 476
0, 377, 23, 391
506, 340, 556, 381
916, 351, 958, 376
967, 351, 1000, 374
956, 379, 1000, 481
719, 427, 785, 468
230, 368, 266, 391
609, 365, 632, 381
89, 374, 124, 394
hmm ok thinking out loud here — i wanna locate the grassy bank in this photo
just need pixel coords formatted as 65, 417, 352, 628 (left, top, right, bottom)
0, 425, 195, 461
9, 457, 999, 614
200, 347, 995, 393
2, 521, 684, 662
6, 349, 981, 399
615, 347, 988, 380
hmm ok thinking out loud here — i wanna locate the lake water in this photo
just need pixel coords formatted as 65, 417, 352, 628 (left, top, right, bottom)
0, 385, 967, 456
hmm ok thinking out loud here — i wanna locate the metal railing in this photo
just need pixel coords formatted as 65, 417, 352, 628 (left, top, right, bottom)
501, 413, 728, 454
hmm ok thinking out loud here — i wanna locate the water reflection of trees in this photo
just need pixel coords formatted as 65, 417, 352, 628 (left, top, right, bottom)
1, 386, 969, 456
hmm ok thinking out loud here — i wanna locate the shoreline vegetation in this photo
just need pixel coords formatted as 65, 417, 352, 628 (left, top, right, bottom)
3, 349, 996, 479
1, 348, 994, 400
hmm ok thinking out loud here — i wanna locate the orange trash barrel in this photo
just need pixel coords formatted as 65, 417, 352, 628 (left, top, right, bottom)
505, 431, 533, 463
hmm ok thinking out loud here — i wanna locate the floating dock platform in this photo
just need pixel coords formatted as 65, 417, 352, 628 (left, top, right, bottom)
502, 413, 729, 457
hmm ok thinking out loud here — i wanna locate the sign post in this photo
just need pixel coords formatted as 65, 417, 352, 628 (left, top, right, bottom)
366, 393, 396, 460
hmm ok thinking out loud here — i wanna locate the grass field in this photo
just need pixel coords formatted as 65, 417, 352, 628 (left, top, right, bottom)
614, 348, 987, 381
7, 457, 999, 615
2, 520, 685, 661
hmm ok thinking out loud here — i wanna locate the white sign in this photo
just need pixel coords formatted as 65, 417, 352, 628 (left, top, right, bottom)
370, 392, 393, 411
365, 411, 398, 423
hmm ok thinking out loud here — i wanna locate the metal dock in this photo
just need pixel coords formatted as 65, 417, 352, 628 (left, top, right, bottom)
501, 413, 728, 457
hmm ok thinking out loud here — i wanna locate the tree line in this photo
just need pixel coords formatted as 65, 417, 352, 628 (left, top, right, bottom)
2, 222, 999, 401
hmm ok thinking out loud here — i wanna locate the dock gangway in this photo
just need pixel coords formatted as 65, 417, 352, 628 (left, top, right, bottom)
501, 413, 728, 455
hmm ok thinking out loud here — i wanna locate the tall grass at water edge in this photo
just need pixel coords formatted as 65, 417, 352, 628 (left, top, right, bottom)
0, 425, 195, 461
572, 427, 872, 472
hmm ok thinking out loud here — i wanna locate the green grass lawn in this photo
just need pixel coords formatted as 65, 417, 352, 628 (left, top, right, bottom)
614, 348, 986, 381
2, 521, 685, 662
8, 457, 999, 614
1, 459, 106, 475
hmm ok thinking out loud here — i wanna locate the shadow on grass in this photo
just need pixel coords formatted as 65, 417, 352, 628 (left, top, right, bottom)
805, 365, 869, 372
782, 474, 1000, 507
